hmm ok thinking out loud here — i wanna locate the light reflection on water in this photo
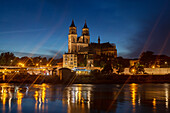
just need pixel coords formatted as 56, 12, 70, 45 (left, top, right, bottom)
0, 83, 170, 113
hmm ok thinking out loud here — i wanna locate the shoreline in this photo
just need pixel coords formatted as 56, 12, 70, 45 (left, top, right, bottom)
1, 74, 170, 84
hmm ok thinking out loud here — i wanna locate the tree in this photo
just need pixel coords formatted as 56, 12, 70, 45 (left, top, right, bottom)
101, 62, 113, 74
0, 52, 16, 66
19, 57, 34, 66
33, 56, 41, 65
41, 57, 47, 65
116, 64, 124, 74
77, 54, 87, 67
140, 51, 155, 67
129, 63, 145, 74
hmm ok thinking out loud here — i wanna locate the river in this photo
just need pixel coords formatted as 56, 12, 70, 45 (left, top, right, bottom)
0, 83, 169, 113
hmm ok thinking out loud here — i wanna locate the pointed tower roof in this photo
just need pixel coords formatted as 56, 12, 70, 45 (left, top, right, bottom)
83, 20, 88, 28
70, 20, 75, 27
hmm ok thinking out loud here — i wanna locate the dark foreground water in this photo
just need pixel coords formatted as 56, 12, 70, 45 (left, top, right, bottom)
0, 83, 170, 113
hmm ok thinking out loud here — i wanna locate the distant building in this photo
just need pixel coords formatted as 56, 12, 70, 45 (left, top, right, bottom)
63, 20, 117, 69
129, 59, 139, 67
63, 53, 77, 68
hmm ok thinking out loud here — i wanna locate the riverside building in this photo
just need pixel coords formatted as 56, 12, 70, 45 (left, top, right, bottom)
63, 20, 117, 69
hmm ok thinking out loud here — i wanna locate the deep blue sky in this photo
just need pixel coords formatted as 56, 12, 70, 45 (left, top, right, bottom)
0, 0, 170, 58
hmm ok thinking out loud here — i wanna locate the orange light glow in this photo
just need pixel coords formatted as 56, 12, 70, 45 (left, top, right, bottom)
130, 83, 137, 113
153, 98, 156, 109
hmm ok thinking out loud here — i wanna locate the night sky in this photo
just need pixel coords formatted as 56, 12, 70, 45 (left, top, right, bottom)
0, 0, 170, 58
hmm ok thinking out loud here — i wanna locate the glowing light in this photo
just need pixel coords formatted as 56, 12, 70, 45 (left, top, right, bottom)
2, 89, 7, 105
153, 98, 156, 110
130, 83, 137, 113
132, 69, 135, 73
17, 91, 23, 113
152, 65, 155, 68
34, 91, 39, 101
17, 91, 23, 104
42, 87, 46, 103
165, 85, 169, 109
2, 90, 7, 113
18, 63, 25, 67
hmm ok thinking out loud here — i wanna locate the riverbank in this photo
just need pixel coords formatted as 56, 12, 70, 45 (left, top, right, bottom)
1, 74, 170, 84
74, 74, 170, 84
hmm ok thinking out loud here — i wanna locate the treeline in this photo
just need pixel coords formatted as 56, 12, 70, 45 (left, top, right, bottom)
139, 51, 170, 68
0, 52, 62, 66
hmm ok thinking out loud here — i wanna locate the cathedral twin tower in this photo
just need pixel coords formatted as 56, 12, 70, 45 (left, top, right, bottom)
68, 20, 90, 53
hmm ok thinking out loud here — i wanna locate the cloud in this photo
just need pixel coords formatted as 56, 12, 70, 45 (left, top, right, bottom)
0, 51, 61, 59
46, 49, 65, 59
123, 2, 170, 58
0, 28, 46, 35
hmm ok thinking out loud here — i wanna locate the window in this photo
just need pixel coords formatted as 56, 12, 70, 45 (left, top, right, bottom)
86, 39, 88, 43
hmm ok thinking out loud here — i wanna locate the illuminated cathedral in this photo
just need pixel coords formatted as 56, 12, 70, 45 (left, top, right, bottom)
63, 20, 117, 68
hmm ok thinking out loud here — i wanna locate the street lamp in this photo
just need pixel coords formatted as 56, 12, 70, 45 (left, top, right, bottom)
18, 63, 25, 67
36, 63, 39, 67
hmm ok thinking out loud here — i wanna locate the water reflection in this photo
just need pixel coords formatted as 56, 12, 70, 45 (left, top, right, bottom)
33, 84, 49, 113
165, 84, 169, 109
0, 83, 170, 113
130, 83, 137, 113
63, 84, 92, 113
17, 90, 23, 113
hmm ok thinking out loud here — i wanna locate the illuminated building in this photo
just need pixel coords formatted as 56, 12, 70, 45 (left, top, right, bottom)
68, 20, 90, 53
63, 20, 117, 69
63, 53, 77, 69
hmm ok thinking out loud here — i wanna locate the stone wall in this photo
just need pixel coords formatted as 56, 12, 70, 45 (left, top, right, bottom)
124, 68, 170, 75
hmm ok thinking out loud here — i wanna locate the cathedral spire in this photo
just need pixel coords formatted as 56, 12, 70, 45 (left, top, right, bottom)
83, 20, 88, 28
69, 20, 77, 34
82, 20, 89, 36
98, 36, 100, 44
70, 19, 75, 27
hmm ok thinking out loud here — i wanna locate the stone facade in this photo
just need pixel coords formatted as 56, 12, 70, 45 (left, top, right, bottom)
63, 20, 117, 69
124, 68, 170, 75
63, 53, 77, 68
68, 20, 90, 53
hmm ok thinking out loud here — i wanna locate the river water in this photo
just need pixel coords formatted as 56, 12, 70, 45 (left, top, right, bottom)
0, 83, 169, 113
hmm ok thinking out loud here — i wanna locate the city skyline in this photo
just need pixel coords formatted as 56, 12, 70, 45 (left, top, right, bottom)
0, 0, 170, 58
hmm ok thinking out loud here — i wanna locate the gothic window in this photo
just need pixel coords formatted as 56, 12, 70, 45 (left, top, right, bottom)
86, 39, 88, 43
73, 38, 75, 42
